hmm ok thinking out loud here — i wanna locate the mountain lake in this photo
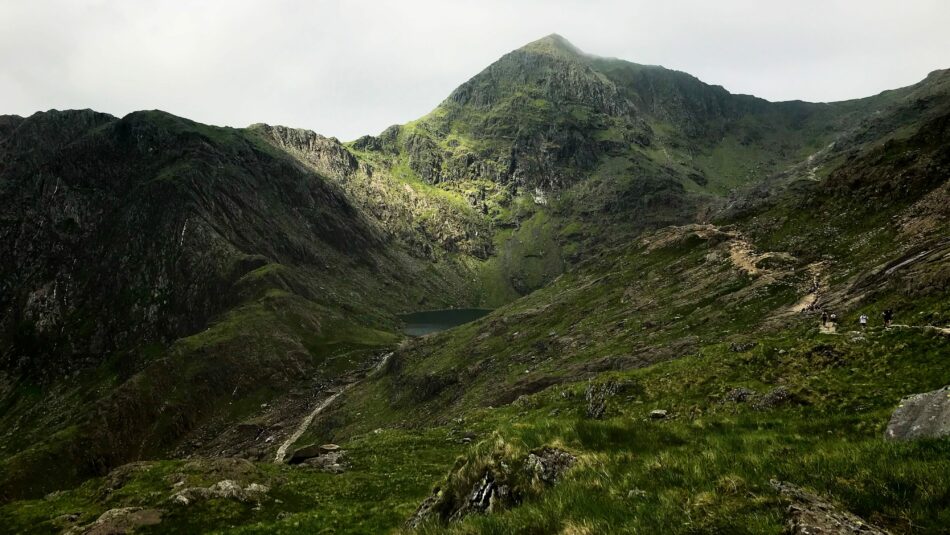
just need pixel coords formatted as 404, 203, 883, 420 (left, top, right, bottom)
399, 308, 492, 336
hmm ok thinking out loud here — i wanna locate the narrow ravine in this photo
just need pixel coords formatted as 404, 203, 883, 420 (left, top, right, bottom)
274, 351, 394, 463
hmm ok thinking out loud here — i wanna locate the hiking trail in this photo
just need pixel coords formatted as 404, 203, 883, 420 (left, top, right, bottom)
274, 351, 393, 463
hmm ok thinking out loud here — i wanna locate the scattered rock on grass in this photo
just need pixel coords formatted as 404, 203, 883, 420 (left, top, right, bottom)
725, 387, 756, 403
753, 387, 793, 409
730, 341, 757, 352
650, 409, 668, 419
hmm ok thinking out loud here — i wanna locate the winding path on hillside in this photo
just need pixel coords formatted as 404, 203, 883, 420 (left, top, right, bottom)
274, 351, 393, 463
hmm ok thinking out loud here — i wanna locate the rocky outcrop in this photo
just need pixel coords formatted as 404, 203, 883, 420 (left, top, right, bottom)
407, 446, 575, 529
67, 507, 162, 535
171, 480, 269, 505
885, 386, 950, 440
771, 480, 889, 535
249, 123, 359, 179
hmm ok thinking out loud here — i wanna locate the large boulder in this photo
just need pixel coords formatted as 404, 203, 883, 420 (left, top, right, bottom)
288, 443, 341, 464
885, 386, 950, 440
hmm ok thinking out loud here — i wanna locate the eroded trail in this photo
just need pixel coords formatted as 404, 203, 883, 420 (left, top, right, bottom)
274, 351, 393, 463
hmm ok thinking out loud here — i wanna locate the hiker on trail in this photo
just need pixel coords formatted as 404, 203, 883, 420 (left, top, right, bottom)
859, 314, 868, 330
830, 313, 837, 326
821, 311, 829, 326
883, 309, 893, 328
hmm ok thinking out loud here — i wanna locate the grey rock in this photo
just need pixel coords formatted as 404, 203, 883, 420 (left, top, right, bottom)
171, 480, 269, 506
289, 443, 343, 464
725, 387, 756, 403
300, 450, 348, 473
524, 447, 576, 484
771, 480, 889, 534
585, 380, 618, 419
754, 387, 793, 409
650, 409, 668, 419
407, 446, 575, 528
69, 507, 162, 535
885, 386, 950, 441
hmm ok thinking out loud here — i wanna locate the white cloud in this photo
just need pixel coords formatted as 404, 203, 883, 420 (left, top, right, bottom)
1, 0, 948, 139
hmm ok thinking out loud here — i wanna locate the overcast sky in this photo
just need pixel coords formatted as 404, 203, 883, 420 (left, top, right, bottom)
2, 0, 948, 140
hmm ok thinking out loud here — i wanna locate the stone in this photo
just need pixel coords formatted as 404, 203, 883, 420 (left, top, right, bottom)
171, 480, 269, 505
524, 447, 576, 484
885, 386, 950, 440
300, 450, 348, 474
288, 443, 324, 464
77, 507, 163, 535
729, 341, 757, 352
771, 480, 889, 534
407, 446, 575, 528
650, 409, 668, 419
754, 387, 793, 409
585, 380, 618, 419
725, 387, 756, 403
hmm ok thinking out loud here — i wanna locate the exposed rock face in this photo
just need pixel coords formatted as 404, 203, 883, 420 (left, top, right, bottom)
252, 122, 494, 260
248, 124, 359, 179
772, 480, 889, 535
0, 109, 384, 381
885, 386, 950, 440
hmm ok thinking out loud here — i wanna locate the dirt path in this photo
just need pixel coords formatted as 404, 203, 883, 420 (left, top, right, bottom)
729, 240, 762, 276
789, 262, 830, 314
274, 351, 393, 463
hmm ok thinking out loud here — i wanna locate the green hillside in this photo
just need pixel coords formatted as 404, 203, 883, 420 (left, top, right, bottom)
0, 35, 948, 534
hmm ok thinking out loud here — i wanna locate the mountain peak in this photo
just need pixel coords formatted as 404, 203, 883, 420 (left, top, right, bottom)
519, 33, 584, 57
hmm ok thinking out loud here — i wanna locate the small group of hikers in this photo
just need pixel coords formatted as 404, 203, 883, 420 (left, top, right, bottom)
821, 308, 893, 330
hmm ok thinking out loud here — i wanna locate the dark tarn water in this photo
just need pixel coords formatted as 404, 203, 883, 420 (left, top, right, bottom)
399, 308, 492, 336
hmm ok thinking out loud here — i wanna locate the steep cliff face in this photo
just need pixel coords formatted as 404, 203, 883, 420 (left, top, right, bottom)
0, 110, 389, 380
248, 124, 495, 260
